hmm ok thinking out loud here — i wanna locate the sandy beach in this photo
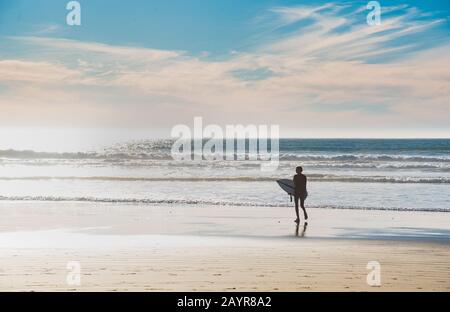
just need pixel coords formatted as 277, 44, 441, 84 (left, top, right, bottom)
1, 201, 449, 291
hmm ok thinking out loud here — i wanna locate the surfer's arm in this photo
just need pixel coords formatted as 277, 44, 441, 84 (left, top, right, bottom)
304, 176, 308, 195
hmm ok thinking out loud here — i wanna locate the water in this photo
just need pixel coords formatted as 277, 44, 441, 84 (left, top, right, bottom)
0, 139, 449, 212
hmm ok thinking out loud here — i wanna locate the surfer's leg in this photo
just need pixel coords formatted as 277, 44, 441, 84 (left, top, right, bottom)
294, 196, 300, 223
300, 197, 308, 220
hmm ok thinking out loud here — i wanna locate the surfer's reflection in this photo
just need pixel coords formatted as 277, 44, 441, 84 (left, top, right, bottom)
295, 222, 308, 237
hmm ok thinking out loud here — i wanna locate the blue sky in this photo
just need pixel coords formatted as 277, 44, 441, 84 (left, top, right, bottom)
1, 0, 448, 57
0, 0, 449, 139
1, 0, 283, 55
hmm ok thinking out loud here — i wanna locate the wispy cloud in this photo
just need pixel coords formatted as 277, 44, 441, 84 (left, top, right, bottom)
263, 3, 446, 62
0, 60, 81, 83
12, 36, 182, 60
34, 24, 62, 35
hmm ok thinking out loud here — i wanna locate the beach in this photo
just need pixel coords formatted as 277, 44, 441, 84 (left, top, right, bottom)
0, 138, 449, 291
1, 201, 450, 291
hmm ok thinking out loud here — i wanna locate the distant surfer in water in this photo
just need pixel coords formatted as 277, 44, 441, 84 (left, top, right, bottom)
293, 166, 308, 223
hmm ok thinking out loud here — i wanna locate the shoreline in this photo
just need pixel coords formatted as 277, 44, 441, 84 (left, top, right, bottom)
1, 198, 450, 214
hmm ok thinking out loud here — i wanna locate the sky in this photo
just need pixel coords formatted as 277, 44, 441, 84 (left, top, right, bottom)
0, 0, 449, 147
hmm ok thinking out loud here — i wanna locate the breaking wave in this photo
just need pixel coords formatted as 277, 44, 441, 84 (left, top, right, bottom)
0, 175, 448, 184
1, 148, 449, 163
0, 195, 447, 212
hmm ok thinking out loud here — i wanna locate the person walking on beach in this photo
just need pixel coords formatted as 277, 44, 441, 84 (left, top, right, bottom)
293, 166, 308, 223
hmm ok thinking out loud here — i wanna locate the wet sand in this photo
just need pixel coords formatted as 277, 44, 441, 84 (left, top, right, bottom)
0, 202, 449, 291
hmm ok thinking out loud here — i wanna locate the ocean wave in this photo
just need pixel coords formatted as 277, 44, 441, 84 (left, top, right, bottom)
301, 163, 450, 170
0, 175, 448, 184
0, 195, 447, 212
278, 154, 450, 162
0, 149, 99, 160
1, 149, 449, 163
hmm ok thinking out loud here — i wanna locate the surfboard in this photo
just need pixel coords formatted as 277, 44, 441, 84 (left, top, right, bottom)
277, 179, 295, 196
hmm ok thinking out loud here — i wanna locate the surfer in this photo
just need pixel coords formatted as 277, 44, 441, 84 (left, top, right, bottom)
293, 166, 308, 223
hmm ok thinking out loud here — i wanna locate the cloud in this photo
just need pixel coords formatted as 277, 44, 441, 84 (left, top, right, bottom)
0, 60, 81, 83
269, 3, 337, 25
12, 36, 182, 60
1, 3, 449, 135
34, 24, 62, 35
263, 3, 446, 62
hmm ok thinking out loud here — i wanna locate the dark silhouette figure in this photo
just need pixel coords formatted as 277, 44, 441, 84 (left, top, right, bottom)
295, 222, 308, 237
293, 166, 308, 223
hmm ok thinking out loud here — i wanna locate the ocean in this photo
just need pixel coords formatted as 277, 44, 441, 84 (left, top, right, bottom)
0, 139, 449, 212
